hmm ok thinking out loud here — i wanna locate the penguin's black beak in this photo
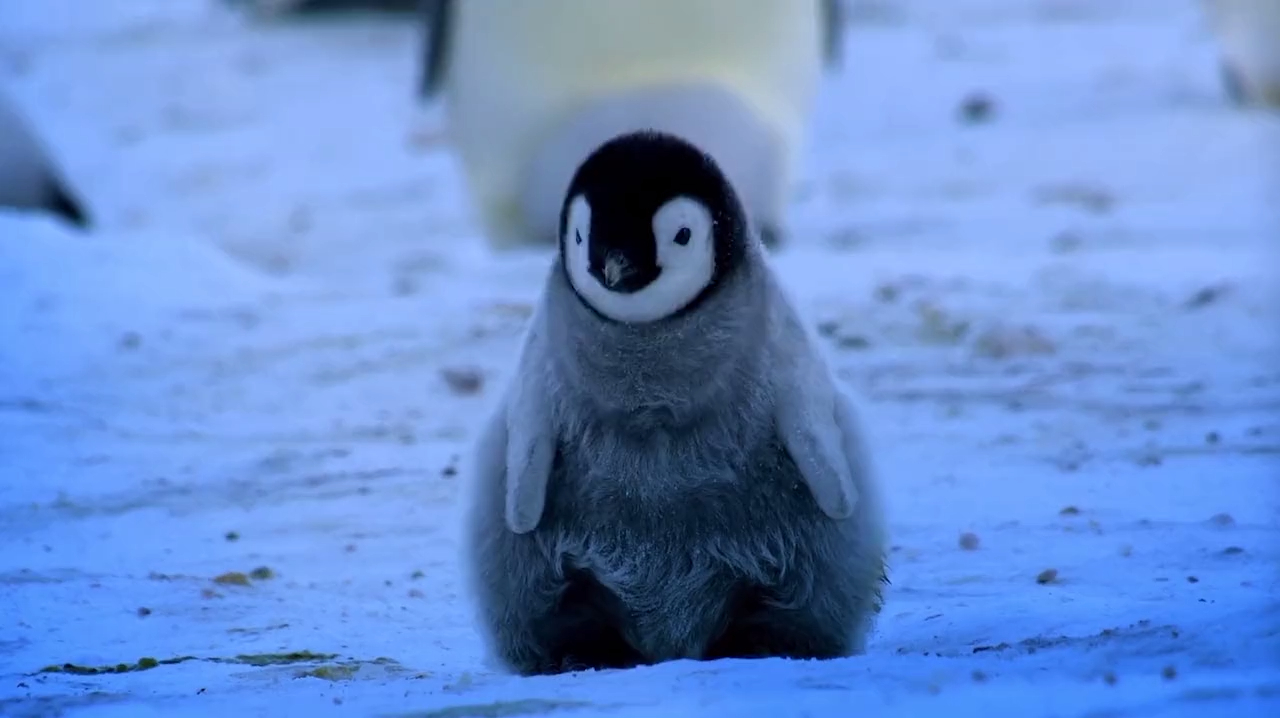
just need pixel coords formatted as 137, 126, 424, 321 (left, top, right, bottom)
601, 253, 630, 289
589, 250, 656, 294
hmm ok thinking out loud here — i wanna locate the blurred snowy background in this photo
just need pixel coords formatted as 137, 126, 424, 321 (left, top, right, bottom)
1, 1, 1277, 716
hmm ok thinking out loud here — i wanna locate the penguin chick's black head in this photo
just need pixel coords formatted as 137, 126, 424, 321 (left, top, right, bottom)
558, 130, 749, 324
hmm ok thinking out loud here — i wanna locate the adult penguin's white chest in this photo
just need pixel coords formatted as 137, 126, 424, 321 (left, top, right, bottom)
442, 0, 829, 246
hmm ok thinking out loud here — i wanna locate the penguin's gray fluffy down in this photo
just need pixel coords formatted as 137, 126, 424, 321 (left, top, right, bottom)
462, 129, 888, 676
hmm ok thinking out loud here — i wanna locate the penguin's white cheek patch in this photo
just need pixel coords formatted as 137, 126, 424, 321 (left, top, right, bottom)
564, 194, 594, 296
565, 194, 714, 324
638, 196, 716, 320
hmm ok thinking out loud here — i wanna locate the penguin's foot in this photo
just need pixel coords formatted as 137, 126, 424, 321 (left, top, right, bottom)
704, 610, 851, 661
702, 584, 859, 661
539, 572, 647, 674
505, 570, 648, 676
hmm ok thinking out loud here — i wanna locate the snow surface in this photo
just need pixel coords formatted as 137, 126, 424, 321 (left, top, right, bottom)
2, 0, 1279, 716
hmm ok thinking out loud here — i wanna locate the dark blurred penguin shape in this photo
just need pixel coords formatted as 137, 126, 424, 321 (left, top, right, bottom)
462, 129, 888, 676
1203, 0, 1280, 107
221, 0, 419, 17
0, 92, 91, 229
417, 0, 846, 251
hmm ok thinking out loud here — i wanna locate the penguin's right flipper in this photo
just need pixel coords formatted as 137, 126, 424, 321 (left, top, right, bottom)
769, 277, 860, 521
417, 0, 454, 99
501, 302, 557, 534
44, 180, 91, 230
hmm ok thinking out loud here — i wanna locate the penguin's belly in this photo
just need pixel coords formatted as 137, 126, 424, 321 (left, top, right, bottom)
544, 433, 825, 659
449, 0, 824, 94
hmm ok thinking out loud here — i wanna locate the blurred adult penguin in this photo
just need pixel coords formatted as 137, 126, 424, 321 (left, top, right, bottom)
1203, 0, 1280, 108
0, 91, 91, 230
417, 0, 845, 250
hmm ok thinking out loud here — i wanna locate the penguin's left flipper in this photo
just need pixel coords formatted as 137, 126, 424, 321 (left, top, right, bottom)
501, 304, 557, 535
769, 279, 861, 521
417, 0, 454, 99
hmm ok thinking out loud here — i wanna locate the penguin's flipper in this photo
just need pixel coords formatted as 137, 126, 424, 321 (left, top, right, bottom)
45, 180, 91, 230
770, 280, 859, 521
774, 373, 860, 521
820, 0, 845, 69
417, 0, 454, 99
501, 304, 557, 534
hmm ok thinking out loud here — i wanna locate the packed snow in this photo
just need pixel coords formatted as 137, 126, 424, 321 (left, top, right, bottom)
1, 1, 1278, 716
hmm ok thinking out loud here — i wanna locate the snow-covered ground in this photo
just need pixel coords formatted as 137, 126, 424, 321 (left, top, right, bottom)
2, 0, 1278, 716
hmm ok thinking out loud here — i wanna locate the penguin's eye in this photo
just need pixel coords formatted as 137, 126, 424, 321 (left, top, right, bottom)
575, 230, 584, 245
673, 227, 691, 246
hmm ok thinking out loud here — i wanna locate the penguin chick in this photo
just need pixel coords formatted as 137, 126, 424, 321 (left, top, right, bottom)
1203, 0, 1280, 107
417, 0, 845, 251
0, 92, 91, 230
462, 129, 887, 676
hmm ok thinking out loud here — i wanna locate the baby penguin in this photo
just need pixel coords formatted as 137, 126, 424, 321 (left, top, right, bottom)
462, 129, 887, 676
